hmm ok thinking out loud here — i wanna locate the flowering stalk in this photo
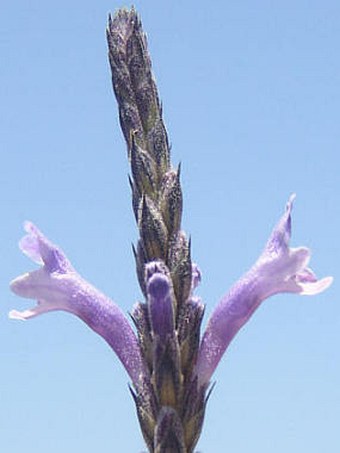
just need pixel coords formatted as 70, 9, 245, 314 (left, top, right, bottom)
107, 9, 206, 450
9, 6, 332, 453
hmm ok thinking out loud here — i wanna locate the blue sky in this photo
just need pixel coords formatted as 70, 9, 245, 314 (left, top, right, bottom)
1, 1, 339, 452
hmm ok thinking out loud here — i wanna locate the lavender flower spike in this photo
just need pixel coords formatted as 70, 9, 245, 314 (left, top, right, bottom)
195, 195, 333, 386
9, 222, 145, 387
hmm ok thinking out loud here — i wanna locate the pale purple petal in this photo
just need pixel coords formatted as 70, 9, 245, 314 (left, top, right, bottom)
194, 196, 333, 386
19, 221, 74, 273
264, 193, 295, 258
295, 269, 333, 295
19, 223, 43, 265
10, 222, 146, 387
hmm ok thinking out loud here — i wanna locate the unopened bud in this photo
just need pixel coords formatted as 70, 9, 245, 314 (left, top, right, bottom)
146, 262, 175, 339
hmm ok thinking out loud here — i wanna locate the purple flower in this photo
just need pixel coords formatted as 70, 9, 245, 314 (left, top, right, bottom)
9, 222, 146, 388
194, 195, 333, 387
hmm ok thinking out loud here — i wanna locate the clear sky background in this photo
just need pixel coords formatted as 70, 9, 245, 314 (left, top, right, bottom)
1, 1, 339, 452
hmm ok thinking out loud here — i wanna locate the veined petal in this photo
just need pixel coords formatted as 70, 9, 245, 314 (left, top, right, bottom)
194, 196, 333, 386
10, 222, 146, 387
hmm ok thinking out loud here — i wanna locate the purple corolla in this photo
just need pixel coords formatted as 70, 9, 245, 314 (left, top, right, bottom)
10, 221, 146, 388
9, 8, 333, 450
9, 199, 332, 451
10, 196, 332, 391
194, 194, 333, 386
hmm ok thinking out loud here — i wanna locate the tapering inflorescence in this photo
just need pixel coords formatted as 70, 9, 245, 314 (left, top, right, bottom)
107, 7, 207, 452
9, 7, 332, 453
